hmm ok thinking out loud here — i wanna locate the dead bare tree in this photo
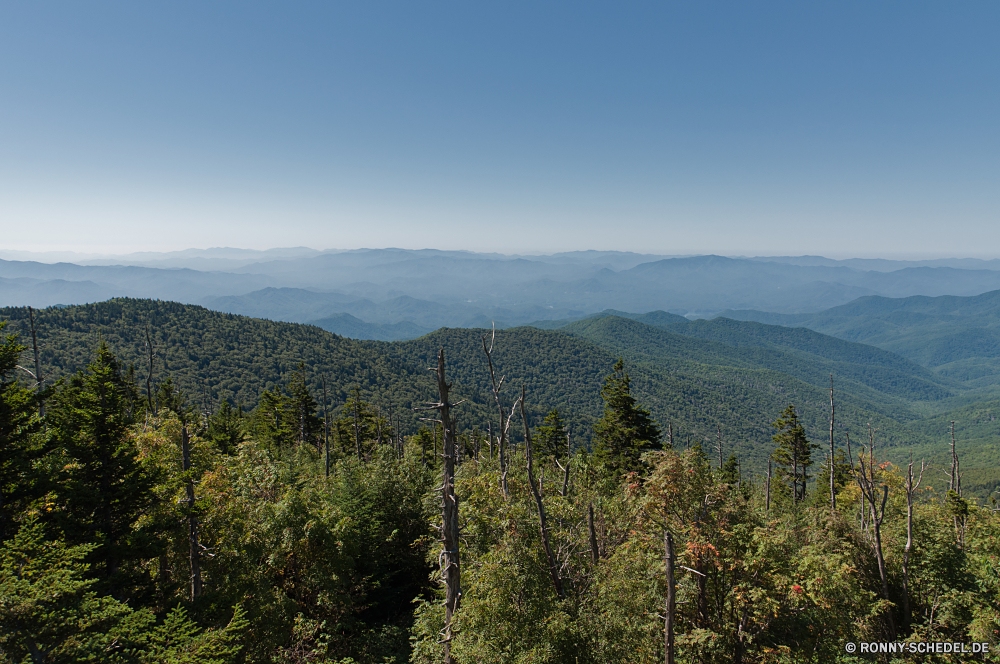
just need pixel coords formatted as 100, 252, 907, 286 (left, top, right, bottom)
520, 385, 565, 600
846, 428, 895, 639
829, 375, 836, 512
555, 429, 571, 497
902, 455, 925, 632
765, 460, 771, 512
322, 375, 330, 478
716, 423, 723, 469
181, 425, 202, 601
482, 325, 518, 499
145, 323, 155, 413
416, 349, 463, 664
353, 388, 362, 462
26, 307, 43, 416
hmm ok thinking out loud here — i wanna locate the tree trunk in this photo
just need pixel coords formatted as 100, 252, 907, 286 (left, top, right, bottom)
354, 394, 362, 462
182, 426, 202, 600
145, 324, 154, 413
765, 460, 771, 512
830, 375, 836, 512
588, 503, 599, 563
434, 349, 461, 664
871, 485, 895, 638
902, 457, 923, 634
322, 376, 330, 478
521, 386, 565, 599
664, 530, 676, 664
28, 307, 43, 416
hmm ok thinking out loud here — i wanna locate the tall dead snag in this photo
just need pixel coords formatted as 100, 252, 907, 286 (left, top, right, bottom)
482, 326, 517, 499
418, 349, 462, 664
353, 389, 362, 462
829, 375, 836, 512
664, 530, 676, 664
902, 455, 925, 632
765, 460, 771, 512
181, 425, 202, 601
716, 423, 723, 469
27, 307, 43, 416
520, 386, 565, 600
846, 428, 895, 639
556, 429, 571, 497
322, 376, 330, 478
145, 323, 155, 413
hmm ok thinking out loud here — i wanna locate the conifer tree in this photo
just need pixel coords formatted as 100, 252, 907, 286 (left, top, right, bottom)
47, 341, 159, 599
0, 323, 45, 541
534, 408, 568, 461
770, 404, 817, 504
593, 359, 661, 474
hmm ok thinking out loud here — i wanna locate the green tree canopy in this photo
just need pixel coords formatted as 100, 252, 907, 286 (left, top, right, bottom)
771, 404, 818, 504
592, 359, 661, 474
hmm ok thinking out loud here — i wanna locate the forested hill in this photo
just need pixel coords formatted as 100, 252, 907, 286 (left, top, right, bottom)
0, 300, 442, 433
716, 289, 1000, 393
1, 299, 987, 477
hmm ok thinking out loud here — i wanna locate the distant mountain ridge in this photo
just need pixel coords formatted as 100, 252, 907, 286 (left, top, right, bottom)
6, 250, 1000, 337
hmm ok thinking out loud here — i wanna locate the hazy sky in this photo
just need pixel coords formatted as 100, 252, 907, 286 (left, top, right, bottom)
2, 2, 999, 257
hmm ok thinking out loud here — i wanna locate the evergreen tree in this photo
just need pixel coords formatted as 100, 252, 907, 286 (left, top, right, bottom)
0, 323, 45, 541
592, 359, 661, 474
286, 363, 321, 447
0, 516, 247, 663
47, 341, 160, 599
534, 409, 569, 461
207, 399, 246, 454
770, 404, 817, 504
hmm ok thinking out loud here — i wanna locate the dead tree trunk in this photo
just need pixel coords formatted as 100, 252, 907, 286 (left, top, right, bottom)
353, 390, 362, 462
182, 426, 202, 601
521, 386, 564, 599
558, 429, 571, 497
765, 460, 771, 512
419, 349, 462, 664
829, 375, 836, 512
902, 456, 925, 633
145, 323, 155, 414
664, 529, 676, 664
717, 423, 723, 469
482, 327, 516, 499
27, 307, 43, 416
322, 376, 330, 478
846, 431, 895, 639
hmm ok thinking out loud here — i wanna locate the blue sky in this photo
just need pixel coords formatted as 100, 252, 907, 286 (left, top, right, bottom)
2, 2, 998, 256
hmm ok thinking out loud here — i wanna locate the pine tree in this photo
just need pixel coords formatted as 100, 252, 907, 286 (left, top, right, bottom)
593, 359, 661, 474
0, 323, 45, 541
208, 399, 246, 454
534, 409, 568, 461
47, 341, 160, 599
770, 404, 817, 504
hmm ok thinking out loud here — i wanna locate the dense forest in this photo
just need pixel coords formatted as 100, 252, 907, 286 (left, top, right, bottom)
1, 300, 999, 662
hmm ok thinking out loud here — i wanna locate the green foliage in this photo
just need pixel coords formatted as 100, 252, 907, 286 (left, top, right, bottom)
0, 322, 45, 541
0, 517, 246, 664
45, 341, 161, 600
593, 359, 661, 474
771, 405, 819, 504
534, 409, 569, 461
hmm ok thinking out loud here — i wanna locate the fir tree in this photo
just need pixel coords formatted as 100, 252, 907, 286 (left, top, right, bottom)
47, 341, 160, 599
0, 323, 45, 541
593, 359, 661, 474
770, 404, 817, 504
